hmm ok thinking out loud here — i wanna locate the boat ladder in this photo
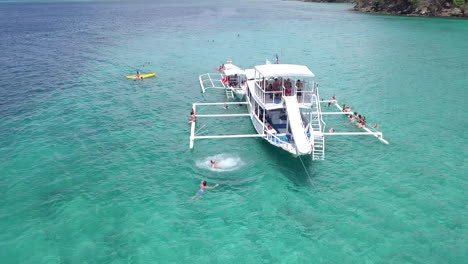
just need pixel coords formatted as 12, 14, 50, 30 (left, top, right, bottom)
310, 91, 325, 160
312, 135, 325, 160
310, 118, 321, 131
226, 88, 234, 99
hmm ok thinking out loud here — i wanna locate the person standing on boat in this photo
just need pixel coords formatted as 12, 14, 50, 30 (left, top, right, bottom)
273, 78, 280, 91
296, 80, 303, 101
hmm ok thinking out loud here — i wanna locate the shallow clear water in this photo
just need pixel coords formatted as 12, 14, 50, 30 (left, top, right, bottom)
0, 0, 467, 263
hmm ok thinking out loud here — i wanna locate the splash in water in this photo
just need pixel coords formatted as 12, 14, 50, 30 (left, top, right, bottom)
196, 153, 244, 172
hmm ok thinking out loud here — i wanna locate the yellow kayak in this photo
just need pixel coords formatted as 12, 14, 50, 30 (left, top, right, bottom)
126, 73, 156, 79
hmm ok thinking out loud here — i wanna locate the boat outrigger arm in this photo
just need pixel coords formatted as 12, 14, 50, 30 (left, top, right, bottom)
189, 101, 389, 150
191, 63, 388, 159
319, 100, 389, 145
189, 102, 263, 149
199, 73, 226, 93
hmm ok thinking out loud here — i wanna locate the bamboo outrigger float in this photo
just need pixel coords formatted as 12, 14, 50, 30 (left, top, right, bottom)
190, 63, 388, 160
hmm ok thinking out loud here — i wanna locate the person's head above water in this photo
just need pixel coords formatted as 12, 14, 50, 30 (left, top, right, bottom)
201, 180, 207, 186
211, 160, 215, 164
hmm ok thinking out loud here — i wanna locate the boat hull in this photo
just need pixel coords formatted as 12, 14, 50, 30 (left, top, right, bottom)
246, 100, 299, 155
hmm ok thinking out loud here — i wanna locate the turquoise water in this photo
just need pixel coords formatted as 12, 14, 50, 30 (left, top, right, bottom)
1, 0, 467, 263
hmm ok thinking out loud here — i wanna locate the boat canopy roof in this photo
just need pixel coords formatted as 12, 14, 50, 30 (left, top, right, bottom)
224, 68, 245, 76
223, 63, 244, 76
245, 69, 257, 80
254, 64, 315, 78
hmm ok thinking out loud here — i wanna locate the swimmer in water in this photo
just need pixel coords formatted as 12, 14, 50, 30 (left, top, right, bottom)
196, 180, 219, 197
210, 160, 220, 169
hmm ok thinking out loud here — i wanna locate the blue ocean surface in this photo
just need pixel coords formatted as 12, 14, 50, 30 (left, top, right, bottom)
0, 0, 467, 263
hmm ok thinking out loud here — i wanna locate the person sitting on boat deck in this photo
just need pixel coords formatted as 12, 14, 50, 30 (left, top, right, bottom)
136, 71, 141, 78
357, 114, 362, 122
196, 180, 219, 196
231, 74, 238, 87
188, 114, 196, 124
267, 125, 277, 134
361, 117, 367, 127
328, 95, 337, 107
342, 104, 347, 112
210, 160, 220, 169
356, 116, 365, 128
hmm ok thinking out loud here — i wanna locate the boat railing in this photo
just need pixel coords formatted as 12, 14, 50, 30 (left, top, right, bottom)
199, 73, 226, 93
314, 83, 326, 132
265, 130, 290, 146
255, 82, 282, 104
254, 81, 265, 103
298, 90, 314, 105
255, 81, 314, 105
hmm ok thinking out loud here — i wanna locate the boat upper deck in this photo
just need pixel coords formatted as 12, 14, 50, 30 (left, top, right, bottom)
246, 64, 317, 110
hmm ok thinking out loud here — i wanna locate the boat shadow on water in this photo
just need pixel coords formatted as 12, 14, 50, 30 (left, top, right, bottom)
258, 140, 317, 187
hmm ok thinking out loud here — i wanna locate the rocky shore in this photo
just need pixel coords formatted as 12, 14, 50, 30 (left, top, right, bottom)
353, 0, 467, 18
303, 0, 353, 2
301, 0, 467, 18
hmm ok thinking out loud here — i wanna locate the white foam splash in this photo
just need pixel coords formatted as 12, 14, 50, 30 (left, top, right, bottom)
196, 153, 244, 172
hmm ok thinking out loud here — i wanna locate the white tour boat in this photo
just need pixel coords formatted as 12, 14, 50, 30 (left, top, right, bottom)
190, 63, 388, 160
199, 62, 247, 99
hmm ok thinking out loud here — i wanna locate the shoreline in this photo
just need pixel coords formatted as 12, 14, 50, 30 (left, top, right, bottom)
352, 5, 467, 19
299, 1, 468, 19
349, 8, 468, 20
